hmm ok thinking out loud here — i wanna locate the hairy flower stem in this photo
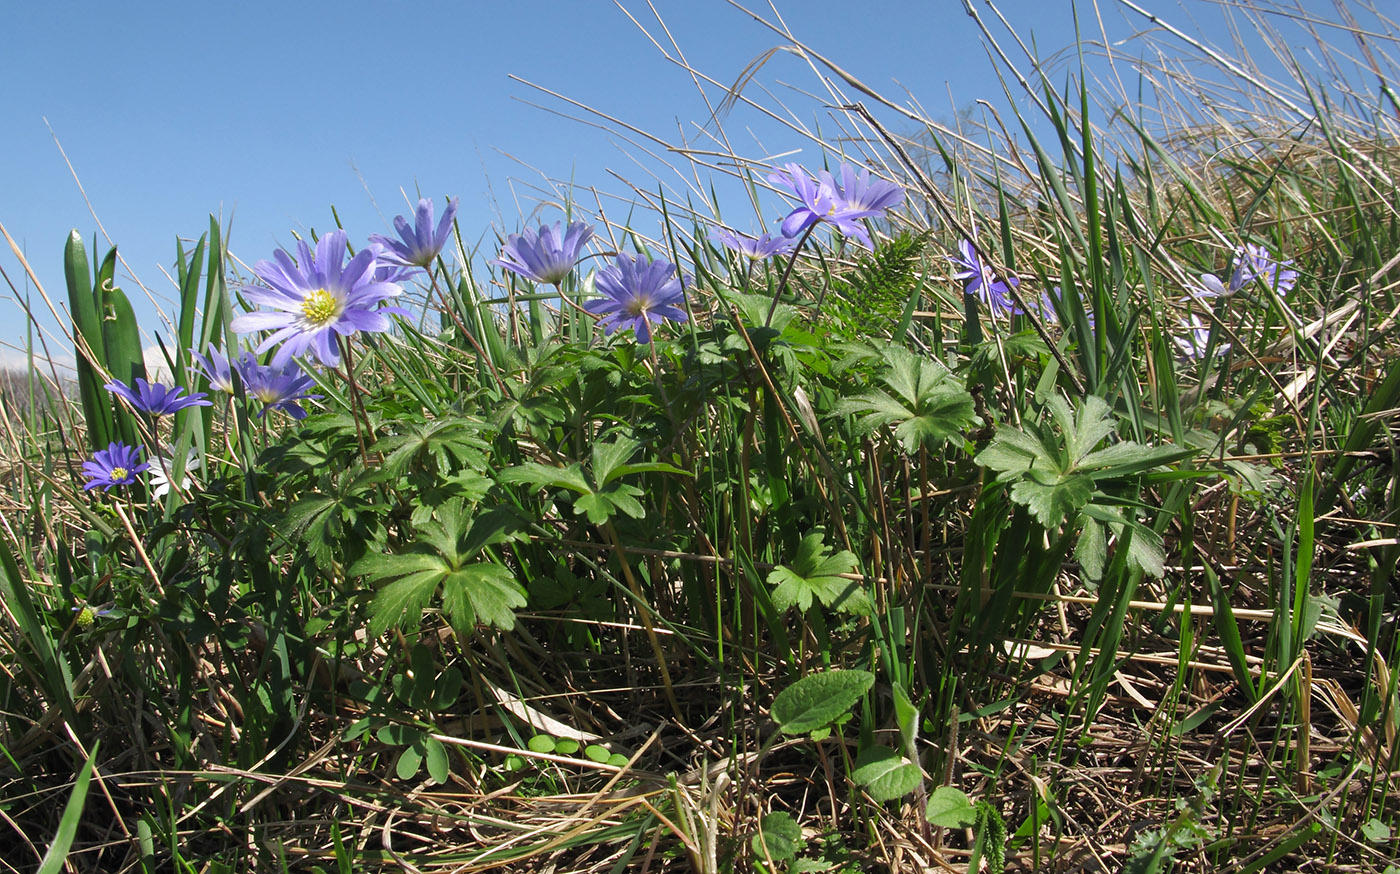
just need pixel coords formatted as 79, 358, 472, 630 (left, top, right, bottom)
603, 521, 682, 721
765, 223, 819, 328
338, 336, 373, 465
428, 264, 510, 395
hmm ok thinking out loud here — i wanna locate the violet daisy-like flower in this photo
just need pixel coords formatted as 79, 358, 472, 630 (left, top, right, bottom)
82, 442, 149, 492
711, 228, 797, 260
1236, 243, 1297, 294
768, 162, 842, 239
230, 229, 407, 368
369, 197, 459, 268
240, 359, 321, 420
192, 348, 255, 394
493, 221, 595, 286
1172, 315, 1230, 362
105, 377, 212, 416
584, 253, 690, 344
949, 239, 1020, 314
822, 164, 904, 249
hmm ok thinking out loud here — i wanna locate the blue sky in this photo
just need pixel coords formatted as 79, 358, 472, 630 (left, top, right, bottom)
0, 0, 1375, 371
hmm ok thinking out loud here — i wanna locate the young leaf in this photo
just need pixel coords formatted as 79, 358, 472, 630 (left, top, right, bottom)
852, 746, 923, 801
767, 531, 870, 615
751, 811, 803, 863
925, 785, 978, 828
771, 670, 875, 734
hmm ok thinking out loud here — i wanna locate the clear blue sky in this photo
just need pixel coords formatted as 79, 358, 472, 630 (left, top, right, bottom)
0, 0, 1376, 371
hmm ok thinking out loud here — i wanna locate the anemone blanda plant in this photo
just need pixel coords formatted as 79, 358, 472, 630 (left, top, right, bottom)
1173, 314, 1230, 362
1186, 243, 1297, 301
105, 378, 212, 417
711, 227, 796, 260
493, 221, 595, 287
949, 239, 1019, 315
230, 229, 407, 368
370, 197, 458, 269
192, 348, 254, 394
767, 162, 903, 250
82, 442, 149, 492
241, 358, 321, 420
584, 253, 689, 344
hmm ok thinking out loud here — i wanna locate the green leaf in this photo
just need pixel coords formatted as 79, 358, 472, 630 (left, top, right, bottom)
771, 670, 875, 734
767, 532, 870, 615
925, 785, 977, 829
1362, 818, 1391, 844
589, 435, 641, 486
424, 736, 450, 784
527, 735, 556, 754
395, 743, 423, 781
440, 564, 526, 634
852, 746, 923, 801
751, 811, 803, 863
37, 742, 99, 874
832, 345, 979, 454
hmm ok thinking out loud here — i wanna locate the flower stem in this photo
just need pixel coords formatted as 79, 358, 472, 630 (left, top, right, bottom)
338, 336, 373, 465
764, 223, 818, 328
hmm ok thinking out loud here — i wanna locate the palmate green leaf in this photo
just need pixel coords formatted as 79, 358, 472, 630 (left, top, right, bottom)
499, 461, 593, 495
589, 436, 640, 486
975, 427, 1060, 481
439, 564, 526, 636
767, 532, 870, 615
366, 565, 449, 639
832, 345, 979, 454
1009, 470, 1093, 529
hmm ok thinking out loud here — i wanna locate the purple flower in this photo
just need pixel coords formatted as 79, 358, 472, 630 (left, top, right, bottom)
493, 221, 594, 286
949, 239, 1020, 314
1172, 315, 1230, 362
1236, 243, 1297, 294
105, 377, 212, 416
768, 162, 842, 239
230, 230, 406, 368
240, 359, 321, 420
1185, 244, 1296, 301
768, 162, 903, 250
823, 164, 904, 249
584, 253, 690, 343
82, 442, 149, 492
711, 228, 796, 260
369, 197, 458, 269
192, 348, 255, 394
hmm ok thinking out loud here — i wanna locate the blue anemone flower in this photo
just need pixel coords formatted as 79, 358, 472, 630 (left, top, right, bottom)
82, 442, 149, 491
370, 197, 459, 268
949, 239, 1020, 315
711, 228, 796, 260
493, 221, 595, 286
241, 359, 321, 420
230, 230, 407, 368
105, 378, 212, 416
584, 253, 690, 344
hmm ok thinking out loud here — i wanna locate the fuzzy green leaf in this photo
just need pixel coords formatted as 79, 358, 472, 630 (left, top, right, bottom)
852, 746, 924, 801
751, 811, 803, 863
925, 786, 977, 828
771, 670, 875, 734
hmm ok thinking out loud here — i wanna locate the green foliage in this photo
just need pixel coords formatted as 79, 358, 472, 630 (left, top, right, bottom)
771, 670, 875, 735
975, 394, 1191, 578
767, 531, 869, 615
352, 502, 527, 637
832, 344, 979, 454
925, 786, 977, 828
851, 746, 922, 801
752, 811, 804, 865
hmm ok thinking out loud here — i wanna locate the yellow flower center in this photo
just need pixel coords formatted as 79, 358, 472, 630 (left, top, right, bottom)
301, 288, 339, 326
109, 466, 129, 481
75, 606, 95, 630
